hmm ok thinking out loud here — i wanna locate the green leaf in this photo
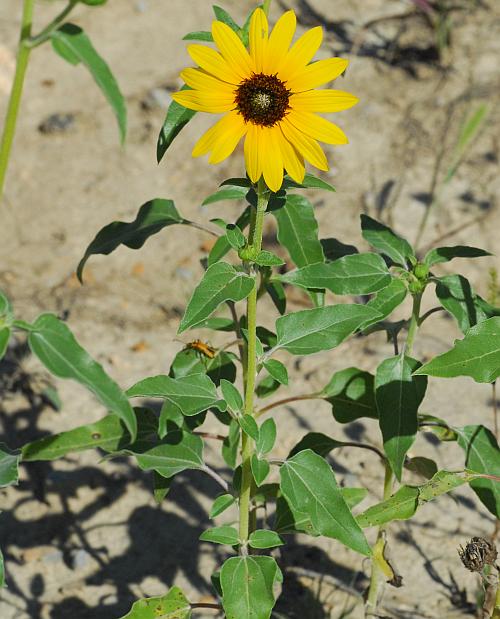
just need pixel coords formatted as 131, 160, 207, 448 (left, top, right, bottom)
183, 31, 214, 42
202, 185, 248, 206
456, 425, 500, 518
0, 444, 20, 487
0, 290, 13, 324
221, 556, 281, 619
153, 471, 173, 504
263, 359, 288, 385
0, 327, 10, 360
51, 24, 126, 142
200, 525, 239, 546
435, 274, 499, 333
272, 194, 324, 269
127, 373, 221, 418
77, 199, 184, 282
220, 379, 243, 413
280, 449, 371, 555
265, 281, 286, 315
225, 224, 246, 250
28, 314, 136, 440
222, 420, 240, 468
361, 278, 408, 329
21, 409, 156, 461
282, 173, 336, 192
240, 415, 259, 441
178, 263, 254, 333
213, 5, 240, 31
157, 85, 197, 163
343, 487, 368, 509
274, 304, 381, 356
126, 426, 204, 478
321, 367, 378, 423
445, 104, 489, 182
424, 245, 491, 266
357, 470, 474, 528
210, 493, 236, 518
414, 317, 500, 383
256, 419, 277, 456
249, 529, 284, 549
251, 454, 270, 486
376, 355, 427, 480
360, 215, 415, 267
256, 374, 281, 399
279, 253, 392, 295
117, 586, 191, 619
208, 207, 251, 266
288, 432, 346, 458
254, 250, 285, 267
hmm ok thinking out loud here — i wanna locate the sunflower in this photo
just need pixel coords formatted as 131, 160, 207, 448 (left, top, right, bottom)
172, 8, 358, 192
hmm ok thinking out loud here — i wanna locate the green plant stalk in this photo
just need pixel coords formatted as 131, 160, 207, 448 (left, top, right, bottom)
0, 0, 35, 202
406, 292, 423, 356
239, 177, 268, 545
25, 0, 77, 49
262, 0, 272, 17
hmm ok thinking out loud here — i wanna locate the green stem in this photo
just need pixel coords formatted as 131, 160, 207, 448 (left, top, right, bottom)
25, 0, 77, 48
262, 0, 272, 17
239, 178, 269, 546
0, 0, 35, 203
406, 292, 422, 356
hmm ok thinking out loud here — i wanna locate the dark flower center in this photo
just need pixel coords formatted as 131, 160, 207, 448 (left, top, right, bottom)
235, 73, 290, 127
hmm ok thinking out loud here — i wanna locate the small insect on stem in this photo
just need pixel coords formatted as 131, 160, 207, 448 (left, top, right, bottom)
183, 339, 217, 359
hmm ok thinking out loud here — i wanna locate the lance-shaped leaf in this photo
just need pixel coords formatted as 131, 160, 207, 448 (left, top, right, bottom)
126, 426, 204, 478
272, 194, 324, 268
282, 172, 336, 192
424, 245, 491, 267
357, 470, 476, 528
0, 444, 21, 487
361, 215, 414, 267
456, 425, 500, 518
118, 586, 192, 619
0, 327, 10, 360
279, 253, 392, 295
414, 317, 500, 383
21, 409, 157, 461
221, 556, 281, 619
127, 373, 221, 417
28, 314, 136, 440
178, 263, 254, 333
321, 367, 378, 423
51, 24, 126, 142
157, 86, 197, 163
77, 199, 185, 281
202, 185, 248, 206
361, 278, 408, 329
376, 355, 427, 480
280, 449, 371, 555
435, 274, 499, 333
274, 304, 381, 356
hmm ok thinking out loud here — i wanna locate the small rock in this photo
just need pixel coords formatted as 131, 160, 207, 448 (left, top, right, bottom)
71, 548, 91, 570
38, 113, 76, 135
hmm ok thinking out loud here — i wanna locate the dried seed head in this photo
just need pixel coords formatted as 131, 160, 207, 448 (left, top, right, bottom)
458, 537, 498, 572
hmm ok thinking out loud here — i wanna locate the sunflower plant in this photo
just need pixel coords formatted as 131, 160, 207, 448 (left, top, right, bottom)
1, 3, 500, 618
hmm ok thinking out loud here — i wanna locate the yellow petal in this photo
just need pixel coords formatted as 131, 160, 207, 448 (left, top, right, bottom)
209, 112, 248, 164
287, 58, 348, 93
287, 110, 348, 144
278, 126, 305, 184
278, 26, 323, 81
192, 118, 224, 157
212, 21, 254, 81
249, 8, 269, 73
264, 10, 296, 74
290, 89, 359, 112
188, 44, 241, 84
171, 90, 235, 113
261, 127, 284, 192
180, 68, 236, 95
280, 117, 329, 170
244, 124, 263, 183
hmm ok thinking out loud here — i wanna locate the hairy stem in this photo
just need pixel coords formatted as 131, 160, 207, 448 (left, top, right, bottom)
406, 292, 422, 356
239, 178, 269, 545
0, 0, 35, 202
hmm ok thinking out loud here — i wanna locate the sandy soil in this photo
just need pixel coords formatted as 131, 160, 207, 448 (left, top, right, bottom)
1, 0, 499, 617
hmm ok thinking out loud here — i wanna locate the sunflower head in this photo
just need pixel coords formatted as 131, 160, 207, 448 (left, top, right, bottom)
172, 8, 358, 192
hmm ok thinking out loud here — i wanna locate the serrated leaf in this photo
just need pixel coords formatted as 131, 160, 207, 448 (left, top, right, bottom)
282, 173, 335, 192
221, 556, 280, 619
202, 185, 248, 206
0, 444, 20, 487
200, 525, 239, 546
51, 24, 126, 142
280, 253, 392, 295
178, 263, 254, 332
376, 355, 427, 480
263, 359, 288, 385
28, 314, 136, 440
256, 419, 277, 456
275, 304, 381, 356
210, 493, 236, 518
251, 455, 270, 486
249, 529, 284, 549
280, 449, 371, 555
157, 86, 197, 163
117, 586, 191, 618
456, 425, 500, 518
321, 367, 378, 423
77, 199, 184, 282
414, 317, 500, 383
361, 215, 414, 267
424, 245, 491, 266
272, 194, 324, 269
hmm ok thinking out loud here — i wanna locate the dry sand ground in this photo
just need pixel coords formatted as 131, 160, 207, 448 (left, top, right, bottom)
1, 0, 500, 617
